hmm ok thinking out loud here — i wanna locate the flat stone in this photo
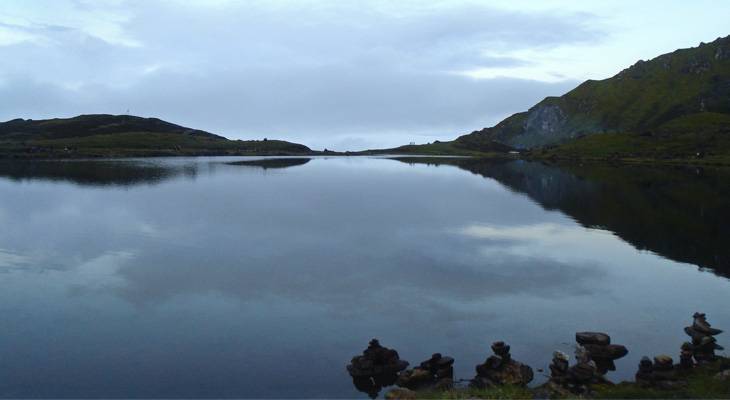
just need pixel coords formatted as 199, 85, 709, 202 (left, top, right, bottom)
584, 344, 628, 360
576, 332, 611, 346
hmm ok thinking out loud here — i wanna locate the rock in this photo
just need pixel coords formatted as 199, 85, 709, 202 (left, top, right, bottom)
347, 339, 409, 378
471, 341, 533, 388
576, 332, 611, 346
568, 361, 597, 383
575, 333, 628, 375
397, 353, 454, 391
583, 344, 628, 360
385, 388, 417, 400
684, 312, 724, 364
653, 355, 674, 370
635, 356, 654, 386
714, 369, 730, 382
693, 312, 723, 335
549, 351, 570, 383
679, 342, 694, 370
347, 339, 409, 399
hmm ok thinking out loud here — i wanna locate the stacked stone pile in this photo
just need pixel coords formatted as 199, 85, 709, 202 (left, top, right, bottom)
575, 331, 629, 375
684, 312, 724, 364
471, 341, 534, 388
347, 339, 409, 398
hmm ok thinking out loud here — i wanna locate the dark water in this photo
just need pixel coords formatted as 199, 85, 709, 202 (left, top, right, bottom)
0, 156, 727, 398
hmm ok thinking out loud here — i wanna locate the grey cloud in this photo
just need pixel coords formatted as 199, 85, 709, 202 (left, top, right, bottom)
0, 1, 604, 149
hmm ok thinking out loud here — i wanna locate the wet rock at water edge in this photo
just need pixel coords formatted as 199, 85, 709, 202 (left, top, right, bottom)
471, 341, 534, 388
396, 353, 454, 390
347, 339, 409, 399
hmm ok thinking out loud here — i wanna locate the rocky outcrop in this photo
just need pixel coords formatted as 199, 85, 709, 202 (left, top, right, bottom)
523, 104, 567, 137
471, 341, 534, 388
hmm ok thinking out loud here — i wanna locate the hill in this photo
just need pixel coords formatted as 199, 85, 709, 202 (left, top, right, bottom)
454, 35, 730, 162
356, 138, 513, 156
0, 114, 312, 158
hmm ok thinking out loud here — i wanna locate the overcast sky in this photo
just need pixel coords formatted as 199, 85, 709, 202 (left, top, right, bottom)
1, 1, 729, 150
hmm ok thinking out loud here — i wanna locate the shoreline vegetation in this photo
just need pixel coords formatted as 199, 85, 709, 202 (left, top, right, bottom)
347, 313, 728, 399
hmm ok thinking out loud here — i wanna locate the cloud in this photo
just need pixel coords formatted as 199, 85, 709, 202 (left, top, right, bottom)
0, 1, 604, 149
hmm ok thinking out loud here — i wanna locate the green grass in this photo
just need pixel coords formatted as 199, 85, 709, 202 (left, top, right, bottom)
404, 385, 534, 399
594, 361, 730, 399
532, 112, 730, 165
357, 140, 510, 157
0, 132, 312, 158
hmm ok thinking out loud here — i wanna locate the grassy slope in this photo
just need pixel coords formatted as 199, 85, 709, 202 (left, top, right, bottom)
454, 36, 730, 162
533, 113, 730, 165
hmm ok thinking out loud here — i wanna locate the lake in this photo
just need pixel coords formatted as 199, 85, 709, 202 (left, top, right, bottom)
0, 156, 728, 398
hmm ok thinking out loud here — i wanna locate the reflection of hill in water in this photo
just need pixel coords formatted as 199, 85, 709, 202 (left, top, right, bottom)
0, 160, 199, 187
226, 158, 311, 169
0, 157, 313, 187
393, 157, 730, 278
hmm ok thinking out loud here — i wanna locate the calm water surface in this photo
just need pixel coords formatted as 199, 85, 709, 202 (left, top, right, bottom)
0, 156, 728, 398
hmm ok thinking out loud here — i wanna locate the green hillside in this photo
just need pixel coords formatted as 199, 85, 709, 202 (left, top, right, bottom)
455, 35, 730, 161
0, 114, 312, 158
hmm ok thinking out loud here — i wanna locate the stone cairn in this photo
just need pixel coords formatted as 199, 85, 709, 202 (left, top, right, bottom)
576, 331, 629, 375
396, 353, 455, 391
541, 332, 627, 396
634, 354, 686, 389
470, 341, 534, 388
347, 339, 409, 399
684, 312, 724, 364
634, 312, 724, 389
543, 346, 602, 396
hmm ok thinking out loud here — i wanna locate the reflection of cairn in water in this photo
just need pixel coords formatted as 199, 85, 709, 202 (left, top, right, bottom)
396, 353, 454, 391
347, 339, 409, 399
471, 341, 534, 388
684, 312, 724, 364
575, 332, 628, 375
